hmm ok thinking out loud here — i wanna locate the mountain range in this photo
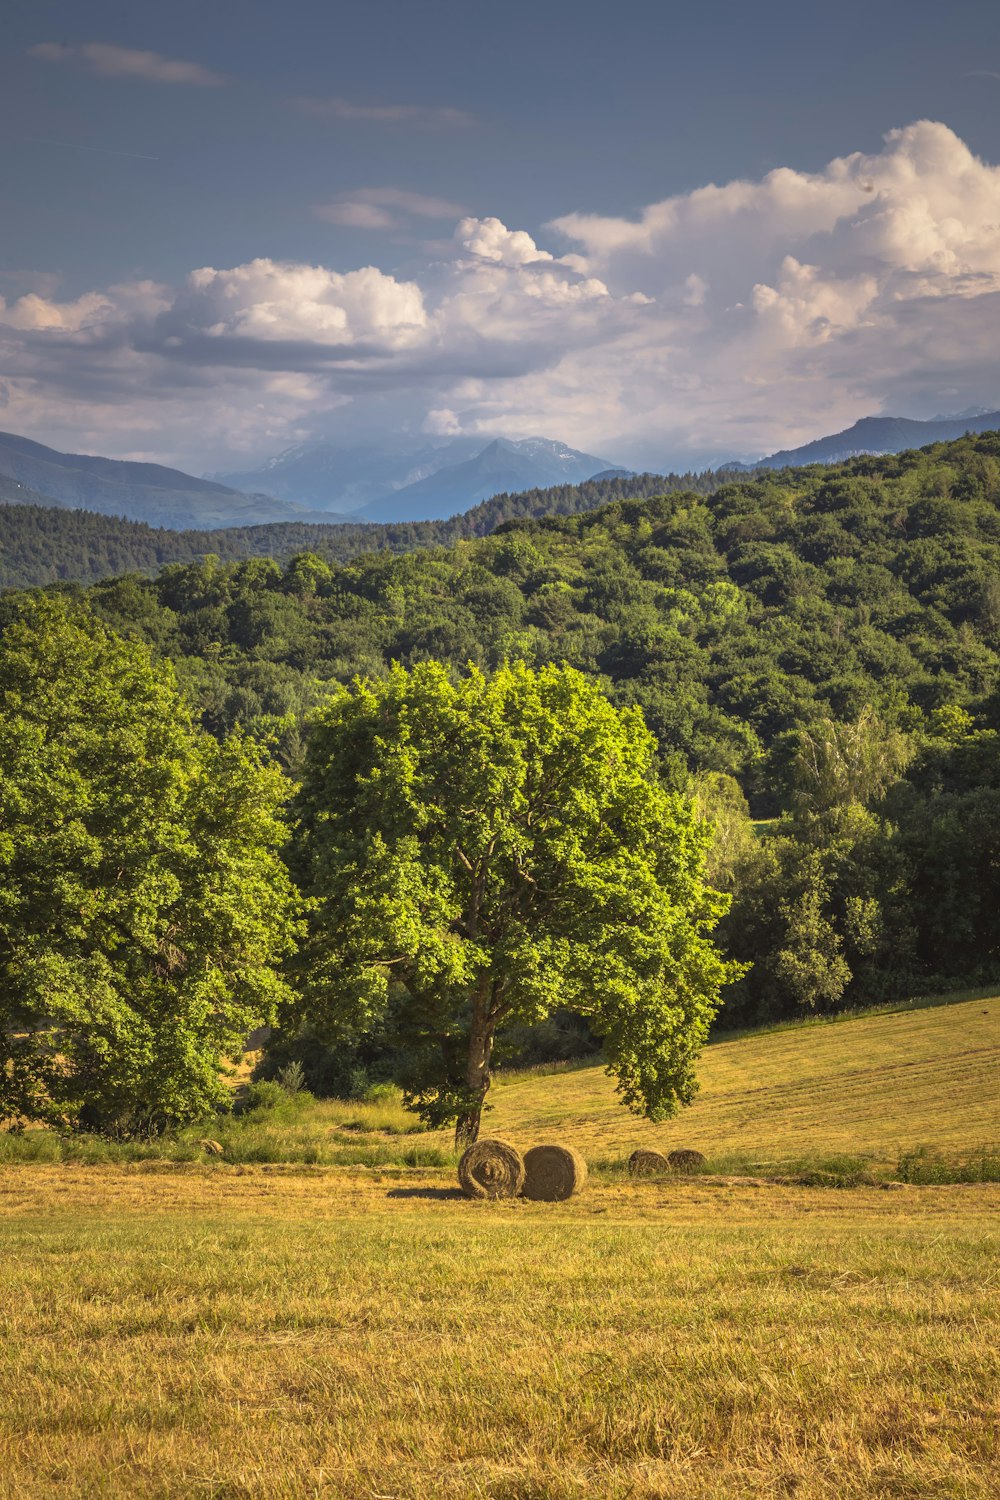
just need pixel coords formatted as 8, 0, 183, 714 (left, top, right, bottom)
0, 431, 348, 530
751, 408, 1000, 469
216, 435, 621, 521
4, 409, 1000, 535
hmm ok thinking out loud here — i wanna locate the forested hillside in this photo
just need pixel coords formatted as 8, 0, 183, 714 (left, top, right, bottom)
29, 431, 996, 768
0, 470, 719, 588
6, 430, 1000, 1025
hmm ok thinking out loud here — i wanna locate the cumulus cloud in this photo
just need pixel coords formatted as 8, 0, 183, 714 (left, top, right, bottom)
6, 122, 1000, 469
295, 96, 475, 128
28, 41, 226, 86
456, 217, 555, 266
173, 260, 429, 348
0, 290, 115, 332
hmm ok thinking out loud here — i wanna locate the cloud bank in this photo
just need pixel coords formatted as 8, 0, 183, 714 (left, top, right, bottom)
3, 121, 1000, 469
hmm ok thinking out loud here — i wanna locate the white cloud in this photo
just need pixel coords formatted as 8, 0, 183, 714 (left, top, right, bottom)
6, 122, 1000, 470
175, 259, 429, 348
424, 408, 462, 435
316, 187, 467, 231
0, 291, 114, 332
295, 96, 475, 128
315, 202, 398, 231
457, 217, 555, 266
28, 41, 226, 86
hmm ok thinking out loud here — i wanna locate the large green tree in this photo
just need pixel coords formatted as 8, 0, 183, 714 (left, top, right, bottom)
0, 597, 300, 1134
292, 660, 738, 1143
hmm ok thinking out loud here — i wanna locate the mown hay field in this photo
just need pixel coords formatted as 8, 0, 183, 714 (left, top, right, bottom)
4, 992, 996, 1175
1, 993, 998, 1497
488, 992, 1000, 1170
1, 1167, 998, 1500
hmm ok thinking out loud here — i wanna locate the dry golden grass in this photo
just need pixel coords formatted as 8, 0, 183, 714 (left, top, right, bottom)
486, 992, 1000, 1169
0, 1165, 997, 1499
1, 995, 997, 1495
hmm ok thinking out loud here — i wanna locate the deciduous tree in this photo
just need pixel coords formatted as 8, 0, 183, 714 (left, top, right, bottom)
0, 597, 300, 1134
292, 660, 737, 1144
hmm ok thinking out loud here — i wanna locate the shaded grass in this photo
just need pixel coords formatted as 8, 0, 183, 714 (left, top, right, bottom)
0, 1167, 997, 1499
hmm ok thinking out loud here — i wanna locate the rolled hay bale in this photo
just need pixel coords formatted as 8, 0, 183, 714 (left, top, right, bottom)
668, 1148, 706, 1174
458, 1138, 525, 1200
198, 1138, 224, 1157
522, 1144, 588, 1201
628, 1148, 671, 1176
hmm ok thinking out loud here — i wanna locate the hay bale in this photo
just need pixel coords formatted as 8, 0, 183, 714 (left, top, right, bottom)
668, 1148, 706, 1174
458, 1138, 525, 1200
627, 1148, 670, 1176
522, 1144, 588, 1201
198, 1138, 224, 1157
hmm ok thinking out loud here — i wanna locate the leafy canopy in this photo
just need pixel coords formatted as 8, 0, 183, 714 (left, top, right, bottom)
0, 597, 301, 1135
292, 660, 738, 1131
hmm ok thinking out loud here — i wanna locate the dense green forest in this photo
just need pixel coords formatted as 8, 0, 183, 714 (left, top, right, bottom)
4, 430, 1000, 1088
0, 470, 721, 588
21, 431, 997, 775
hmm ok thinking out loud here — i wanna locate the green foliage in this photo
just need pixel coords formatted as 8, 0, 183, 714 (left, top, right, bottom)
7, 428, 1000, 1052
0, 596, 301, 1135
788, 707, 912, 821
896, 1145, 1000, 1184
0, 470, 717, 588
291, 660, 738, 1137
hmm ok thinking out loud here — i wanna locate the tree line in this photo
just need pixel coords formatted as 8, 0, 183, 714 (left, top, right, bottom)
0, 470, 722, 588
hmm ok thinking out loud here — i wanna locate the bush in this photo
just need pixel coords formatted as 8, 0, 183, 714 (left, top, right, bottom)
896, 1145, 1000, 1183
361, 1082, 398, 1104
254, 1026, 376, 1098
276, 1060, 306, 1094
235, 1079, 313, 1121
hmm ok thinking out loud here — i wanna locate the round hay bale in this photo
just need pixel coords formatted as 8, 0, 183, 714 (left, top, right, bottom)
628, 1148, 670, 1176
522, 1144, 588, 1201
458, 1138, 525, 1200
667, 1148, 706, 1174
198, 1138, 224, 1157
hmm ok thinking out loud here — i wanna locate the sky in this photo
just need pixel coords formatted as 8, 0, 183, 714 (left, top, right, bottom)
4, 0, 1000, 473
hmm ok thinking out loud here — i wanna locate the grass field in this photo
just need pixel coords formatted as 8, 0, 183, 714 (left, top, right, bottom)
1, 993, 999, 1495
4, 991, 996, 1177
0, 1167, 997, 1499
487, 990, 1000, 1174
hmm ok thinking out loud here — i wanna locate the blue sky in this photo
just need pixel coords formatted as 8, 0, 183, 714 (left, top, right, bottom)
4, 0, 1000, 470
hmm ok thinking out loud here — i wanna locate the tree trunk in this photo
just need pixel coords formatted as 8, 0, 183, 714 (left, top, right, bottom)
454, 981, 493, 1149
454, 1097, 485, 1149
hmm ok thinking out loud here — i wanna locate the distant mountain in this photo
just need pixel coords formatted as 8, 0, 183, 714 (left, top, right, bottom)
0, 473, 64, 511
756, 410, 1000, 468
214, 436, 488, 512
0, 431, 349, 530
355, 438, 618, 522
216, 435, 620, 520
584, 467, 634, 482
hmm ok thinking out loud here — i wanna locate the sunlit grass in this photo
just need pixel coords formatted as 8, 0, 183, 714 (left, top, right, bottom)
2, 992, 998, 1495
486, 990, 1000, 1172
3, 991, 997, 1181
0, 1088, 453, 1169
0, 1167, 997, 1499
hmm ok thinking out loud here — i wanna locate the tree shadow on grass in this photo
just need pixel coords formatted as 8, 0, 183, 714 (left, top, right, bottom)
386, 1186, 464, 1200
